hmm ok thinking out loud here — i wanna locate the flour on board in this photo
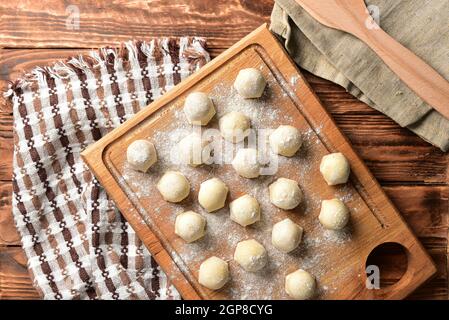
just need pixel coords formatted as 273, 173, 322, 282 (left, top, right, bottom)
117, 67, 359, 299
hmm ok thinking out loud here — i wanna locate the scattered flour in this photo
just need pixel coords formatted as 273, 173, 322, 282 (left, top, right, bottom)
114, 60, 362, 300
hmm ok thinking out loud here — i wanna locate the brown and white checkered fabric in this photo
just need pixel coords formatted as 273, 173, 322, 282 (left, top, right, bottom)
5, 38, 210, 299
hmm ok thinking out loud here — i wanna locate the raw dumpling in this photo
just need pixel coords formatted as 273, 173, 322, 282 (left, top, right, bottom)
269, 178, 302, 210
126, 139, 157, 172
198, 256, 230, 290
233, 239, 267, 272
233, 68, 266, 98
285, 269, 316, 300
219, 111, 250, 143
198, 178, 229, 212
178, 133, 211, 167
272, 218, 303, 253
319, 153, 350, 185
269, 125, 302, 157
175, 211, 206, 243
319, 198, 350, 230
183, 92, 216, 126
231, 148, 260, 179
230, 194, 260, 227
157, 171, 190, 203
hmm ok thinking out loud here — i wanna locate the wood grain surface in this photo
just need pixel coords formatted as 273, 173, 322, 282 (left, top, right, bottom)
0, 0, 448, 300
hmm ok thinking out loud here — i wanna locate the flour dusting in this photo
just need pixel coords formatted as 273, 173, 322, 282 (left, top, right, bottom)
115, 58, 361, 299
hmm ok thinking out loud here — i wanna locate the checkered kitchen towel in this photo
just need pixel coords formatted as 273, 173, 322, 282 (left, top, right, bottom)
4, 38, 210, 299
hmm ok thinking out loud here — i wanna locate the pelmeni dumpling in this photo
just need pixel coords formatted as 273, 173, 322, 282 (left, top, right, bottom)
234, 68, 267, 98
285, 269, 316, 300
157, 171, 190, 203
175, 211, 206, 243
230, 194, 260, 227
219, 111, 250, 143
234, 239, 267, 272
231, 148, 261, 179
319, 153, 350, 185
178, 133, 211, 167
269, 178, 302, 210
126, 139, 157, 172
269, 125, 302, 157
198, 178, 228, 212
272, 218, 303, 253
319, 198, 350, 230
198, 256, 230, 290
183, 92, 216, 125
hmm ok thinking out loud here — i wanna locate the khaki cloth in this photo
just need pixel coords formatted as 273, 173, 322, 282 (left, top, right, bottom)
270, 0, 449, 151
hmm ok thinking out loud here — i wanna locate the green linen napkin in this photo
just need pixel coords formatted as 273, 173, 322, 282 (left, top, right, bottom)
270, 0, 449, 151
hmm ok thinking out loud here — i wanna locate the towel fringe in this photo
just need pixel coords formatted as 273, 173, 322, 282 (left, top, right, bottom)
3, 37, 208, 99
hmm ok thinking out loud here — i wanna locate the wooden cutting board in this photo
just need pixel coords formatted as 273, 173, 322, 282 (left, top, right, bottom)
81, 24, 436, 300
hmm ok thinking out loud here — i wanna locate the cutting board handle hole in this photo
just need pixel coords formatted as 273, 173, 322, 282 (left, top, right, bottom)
365, 242, 408, 289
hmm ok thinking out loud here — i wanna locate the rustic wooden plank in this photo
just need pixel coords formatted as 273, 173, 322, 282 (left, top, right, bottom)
408, 279, 448, 300
0, 0, 273, 49
0, 112, 13, 181
0, 246, 40, 299
408, 247, 448, 299
0, 49, 89, 84
0, 182, 20, 245
384, 186, 449, 239
414, 238, 447, 300
337, 116, 447, 184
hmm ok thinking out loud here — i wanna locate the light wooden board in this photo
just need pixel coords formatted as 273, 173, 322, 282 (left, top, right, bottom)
81, 24, 433, 300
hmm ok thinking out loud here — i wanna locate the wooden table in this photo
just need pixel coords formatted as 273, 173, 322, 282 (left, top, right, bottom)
0, 0, 447, 300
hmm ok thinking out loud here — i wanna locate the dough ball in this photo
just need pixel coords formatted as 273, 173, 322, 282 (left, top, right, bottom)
198, 256, 230, 290
319, 198, 350, 230
178, 133, 211, 167
285, 269, 316, 300
231, 148, 260, 179
233, 68, 267, 98
157, 171, 190, 203
219, 111, 250, 143
198, 178, 229, 212
175, 211, 206, 243
269, 178, 302, 210
269, 125, 302, 157
320, 152, 350, 185
183, 92, 216, 125
233, 239, 267, 272
126, 139, 157, 172
272, 218, 303, 253
230, 194, 260, 227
